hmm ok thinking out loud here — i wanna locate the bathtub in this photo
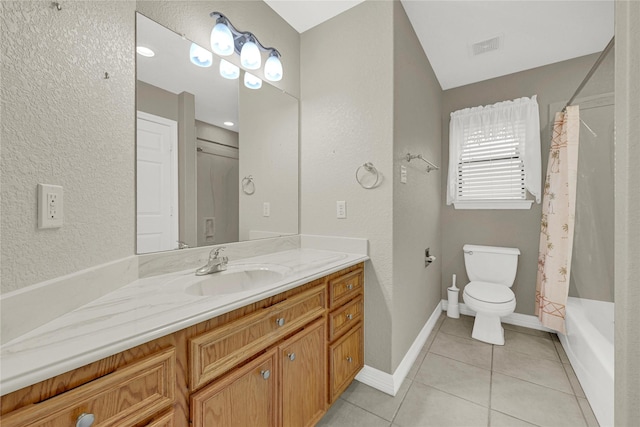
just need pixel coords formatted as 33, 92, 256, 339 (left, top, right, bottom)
558, 297, 614, 427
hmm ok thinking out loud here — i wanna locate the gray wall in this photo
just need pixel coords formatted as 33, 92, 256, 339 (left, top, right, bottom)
441, 53, 614, 315
301, 0, 444, 374
391, 0, 443, 370
136, 81, 180, 122
301, 0, 395, 373
1, 1, 136, 292
614, 0, 640, 423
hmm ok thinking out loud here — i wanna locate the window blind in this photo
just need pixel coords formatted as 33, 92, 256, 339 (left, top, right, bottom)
457, 124, 526, 200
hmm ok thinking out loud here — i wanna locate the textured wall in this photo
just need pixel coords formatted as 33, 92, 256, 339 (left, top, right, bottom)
391, 1, 443, 371
301, 0, 395, 373
1, 1, 136, 292
614, 0, 640, 424
440, 53, 612, 316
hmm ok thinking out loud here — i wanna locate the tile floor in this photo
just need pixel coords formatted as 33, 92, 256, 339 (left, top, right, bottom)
317, 314, 600, 427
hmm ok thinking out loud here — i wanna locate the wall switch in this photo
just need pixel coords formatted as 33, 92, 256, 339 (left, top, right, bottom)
400, 165, 407, 184
37, 183, 63, 228
336, 201, 346, 219
263, 202, 270, 217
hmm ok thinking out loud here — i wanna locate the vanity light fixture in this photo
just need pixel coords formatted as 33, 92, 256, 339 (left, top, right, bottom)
189, 43, 213, 67
136, 46, 155, 57
209, 12, 283, 83
219, 59, 240, 79
244, 72, 262, 90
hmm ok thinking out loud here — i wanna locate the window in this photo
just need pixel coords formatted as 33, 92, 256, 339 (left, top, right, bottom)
447, 96, 541, 209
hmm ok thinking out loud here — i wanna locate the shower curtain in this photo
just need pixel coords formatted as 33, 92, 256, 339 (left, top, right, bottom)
535, 105, 580, 333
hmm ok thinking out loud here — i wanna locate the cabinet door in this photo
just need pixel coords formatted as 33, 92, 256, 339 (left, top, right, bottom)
329, 324, 363, 403
280, 319, 326, 427
190, 348, 277, 427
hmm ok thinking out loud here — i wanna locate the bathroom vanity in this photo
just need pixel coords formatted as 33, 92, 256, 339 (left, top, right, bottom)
0, 251, 365, 427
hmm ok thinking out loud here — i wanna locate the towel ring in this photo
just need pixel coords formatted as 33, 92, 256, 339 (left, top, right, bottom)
356, 162, 380, 189
242, 175, 255, 195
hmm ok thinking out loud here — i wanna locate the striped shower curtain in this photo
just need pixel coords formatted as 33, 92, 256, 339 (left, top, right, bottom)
535, 105, 580, 333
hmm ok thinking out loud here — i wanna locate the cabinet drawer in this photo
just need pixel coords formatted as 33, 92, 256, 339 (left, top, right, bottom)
329, 324, 363, 403
190, 285, 326, 391
328, 268, 363, 308
1, 347, 176, 427
328, 295, 363, 341
146, 410, 175, 427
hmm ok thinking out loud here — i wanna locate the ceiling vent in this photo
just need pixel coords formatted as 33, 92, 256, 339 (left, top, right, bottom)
471, 36, 502, 55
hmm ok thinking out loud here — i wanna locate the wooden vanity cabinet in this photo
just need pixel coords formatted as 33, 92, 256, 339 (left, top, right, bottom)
327, 266, 365, 404
0, 263, 365, 427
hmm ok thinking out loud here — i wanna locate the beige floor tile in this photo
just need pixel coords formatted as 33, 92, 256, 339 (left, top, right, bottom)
564, 363, 586, 398
393, 382, 489, 427
414, 353, 491, 407
341, 379, 412, 421
503, 330, 560, 361
502, 323, 554, 340
489, 410, 538, 427
429, 332, 493, 370
493, 347, 573, 394
491, 373, 586, 427
577, 397, 600, 427
317, 398, 391, 427
439, 315, 475, 339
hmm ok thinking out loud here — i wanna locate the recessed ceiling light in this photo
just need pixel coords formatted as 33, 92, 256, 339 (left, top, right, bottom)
223, 121, 235, 127
136, 46, 155, 57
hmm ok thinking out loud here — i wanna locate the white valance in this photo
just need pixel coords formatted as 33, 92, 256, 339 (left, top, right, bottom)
447, 95, 541, 206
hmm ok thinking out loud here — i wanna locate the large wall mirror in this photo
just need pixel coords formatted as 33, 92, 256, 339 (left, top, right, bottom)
135, 13, 299, 254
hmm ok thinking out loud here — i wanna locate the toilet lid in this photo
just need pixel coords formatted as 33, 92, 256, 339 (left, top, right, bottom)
464, 281, 515, 304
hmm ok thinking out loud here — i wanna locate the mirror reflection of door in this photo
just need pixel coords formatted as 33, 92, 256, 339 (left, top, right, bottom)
136, 111, 179, 254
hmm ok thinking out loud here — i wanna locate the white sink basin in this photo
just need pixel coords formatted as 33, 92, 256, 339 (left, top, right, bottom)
185, 264, 291, 297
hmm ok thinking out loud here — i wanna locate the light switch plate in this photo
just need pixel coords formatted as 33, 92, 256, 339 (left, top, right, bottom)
400, 165, 407, 184
263, 202, 270, 217
37, 183, 63, 228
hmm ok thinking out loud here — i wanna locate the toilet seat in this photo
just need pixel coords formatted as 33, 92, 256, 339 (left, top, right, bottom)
464, 281, 515, 304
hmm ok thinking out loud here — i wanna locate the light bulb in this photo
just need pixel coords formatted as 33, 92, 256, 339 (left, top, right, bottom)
210, 22, 234, 56
189, 43, 212, 67
240, 39, 261, 70
264, 54, 283, 82
219, 59, 239, 80
244, 72, 262, 90
136, 46, 155, 57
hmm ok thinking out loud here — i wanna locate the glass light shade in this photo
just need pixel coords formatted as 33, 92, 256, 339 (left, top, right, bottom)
219, 59, 239, 80
240, 40, 261, 70
264, 55, 283, 82
244, 72, 262, 90
210, 22, 234, 56
136, 46, 155, 57
189, 43, 212, 67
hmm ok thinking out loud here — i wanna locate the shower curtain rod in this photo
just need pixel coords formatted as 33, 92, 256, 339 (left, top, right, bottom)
563, 36, 615, 112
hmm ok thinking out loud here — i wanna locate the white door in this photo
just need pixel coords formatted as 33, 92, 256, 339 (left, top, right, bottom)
136, 111, 178, 254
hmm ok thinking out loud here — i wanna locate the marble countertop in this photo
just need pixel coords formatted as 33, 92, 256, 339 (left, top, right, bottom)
0, 248, 368, 396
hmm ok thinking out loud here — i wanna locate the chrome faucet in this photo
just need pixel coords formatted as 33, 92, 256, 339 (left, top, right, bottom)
195, 247, 228, 276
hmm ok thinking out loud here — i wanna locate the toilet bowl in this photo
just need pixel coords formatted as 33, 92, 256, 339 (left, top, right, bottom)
462, 245, 520, 345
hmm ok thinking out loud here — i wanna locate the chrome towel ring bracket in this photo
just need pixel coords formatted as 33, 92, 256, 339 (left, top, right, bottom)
356, 162, 381, 189
242, 175, 255, 195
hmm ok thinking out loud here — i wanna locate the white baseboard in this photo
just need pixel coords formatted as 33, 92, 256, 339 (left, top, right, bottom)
441, 300, 555, 332
355, 302, 443, 396
355, 300, 555, 397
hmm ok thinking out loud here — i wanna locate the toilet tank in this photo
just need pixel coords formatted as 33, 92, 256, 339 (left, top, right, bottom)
463, 244, 520, 287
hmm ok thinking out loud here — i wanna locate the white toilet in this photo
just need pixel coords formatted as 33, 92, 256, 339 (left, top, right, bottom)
462, 244, 520, 345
